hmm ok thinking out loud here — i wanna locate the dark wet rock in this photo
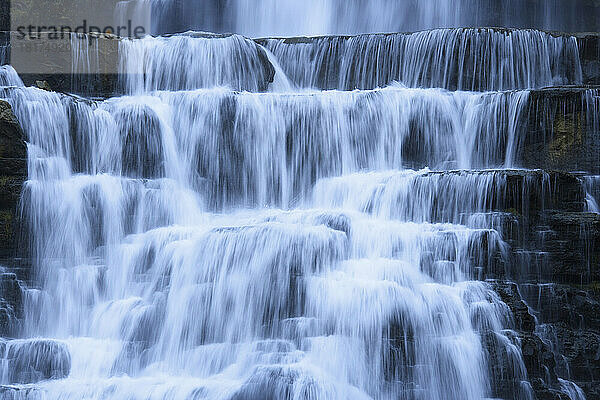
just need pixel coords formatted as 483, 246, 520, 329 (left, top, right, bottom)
531, 321, 600, 398
422, 169, 585, 217
0, 100, 26, 261
576, 33, 600, 86
520, 332, 560, 384
489, 281, 536, 333
530, 378, 571, 400
520, 283, 600, 331
0, 101, 26, 161
0, 273, 23, 337
480, 196, 600, 284
488, 281, 588, 399
550, 323, 600, 388
19, 72, 122, 99
481, 330, 527, 399
542, 212, 600, 284
0, 339, 71, 384
520, 87, 600, 175
117, 105, 165, 179
491, 279, 600, 399
34, 81, 52, 91
429, 170, 598, 285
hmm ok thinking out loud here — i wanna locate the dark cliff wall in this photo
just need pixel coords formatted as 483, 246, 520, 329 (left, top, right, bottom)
519, 88, 600, 174
0, 98, 25, 338
0, 99, 25, 263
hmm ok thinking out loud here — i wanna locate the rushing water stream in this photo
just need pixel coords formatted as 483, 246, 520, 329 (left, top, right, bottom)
0, 3, 596, 400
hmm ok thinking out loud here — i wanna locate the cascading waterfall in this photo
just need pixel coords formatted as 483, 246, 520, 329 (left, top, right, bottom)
585, 176, 600, 213
259, 29, 582, 91
0, 66, 23, 87
118, 33, 276, 94
117, 29, 582, 93
0, 77, 540, 398
0, 5, 594, 400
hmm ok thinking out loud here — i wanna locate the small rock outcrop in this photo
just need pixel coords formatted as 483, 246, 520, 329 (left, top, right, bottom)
0, 99, 26, 263
0, 273, 23, 337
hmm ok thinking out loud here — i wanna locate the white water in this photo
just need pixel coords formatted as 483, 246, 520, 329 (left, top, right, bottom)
119, 0, 600, 36
117, 29, 582, 94
0, 66, 24, 87
261, 29, 582, 91
0, 80, 539, 399
0, 10, 591, 400
119, 33, 276, 94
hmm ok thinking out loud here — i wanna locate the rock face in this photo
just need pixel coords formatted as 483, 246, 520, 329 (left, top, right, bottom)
493, 281, 600, 399
490, 281, 577, 400
0, 99, 26, 262
577, 33, 600, 86
0, 273, 23, 338
519, 87, 600, 174
0, 100, 25, 339
487, 174, 600, 398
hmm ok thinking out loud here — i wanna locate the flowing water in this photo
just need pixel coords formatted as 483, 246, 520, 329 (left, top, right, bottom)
117, 0, 600, 36
259, 29, 582, 91
0, 7, 593, 400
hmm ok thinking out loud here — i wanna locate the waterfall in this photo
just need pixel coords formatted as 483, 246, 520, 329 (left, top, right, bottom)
585, 176, 600, 213
0, 66, 23, 87
118, 33, 276, 94
0, 3, 595, 400
123, 0, 600, 36
0, 77, 539, 398
118, 29, 582, 93
260, 29, 582, 91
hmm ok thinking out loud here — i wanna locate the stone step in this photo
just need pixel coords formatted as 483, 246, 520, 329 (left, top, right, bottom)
1, 28, 599, 96
1, 31, 276, 97
315, 169, 587, 221
485, 211, 600, 284
256, 28, 584, 91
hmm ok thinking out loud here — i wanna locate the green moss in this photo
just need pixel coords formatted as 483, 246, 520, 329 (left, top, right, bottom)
0, 210, 13, 242
549, 112, 584, 162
